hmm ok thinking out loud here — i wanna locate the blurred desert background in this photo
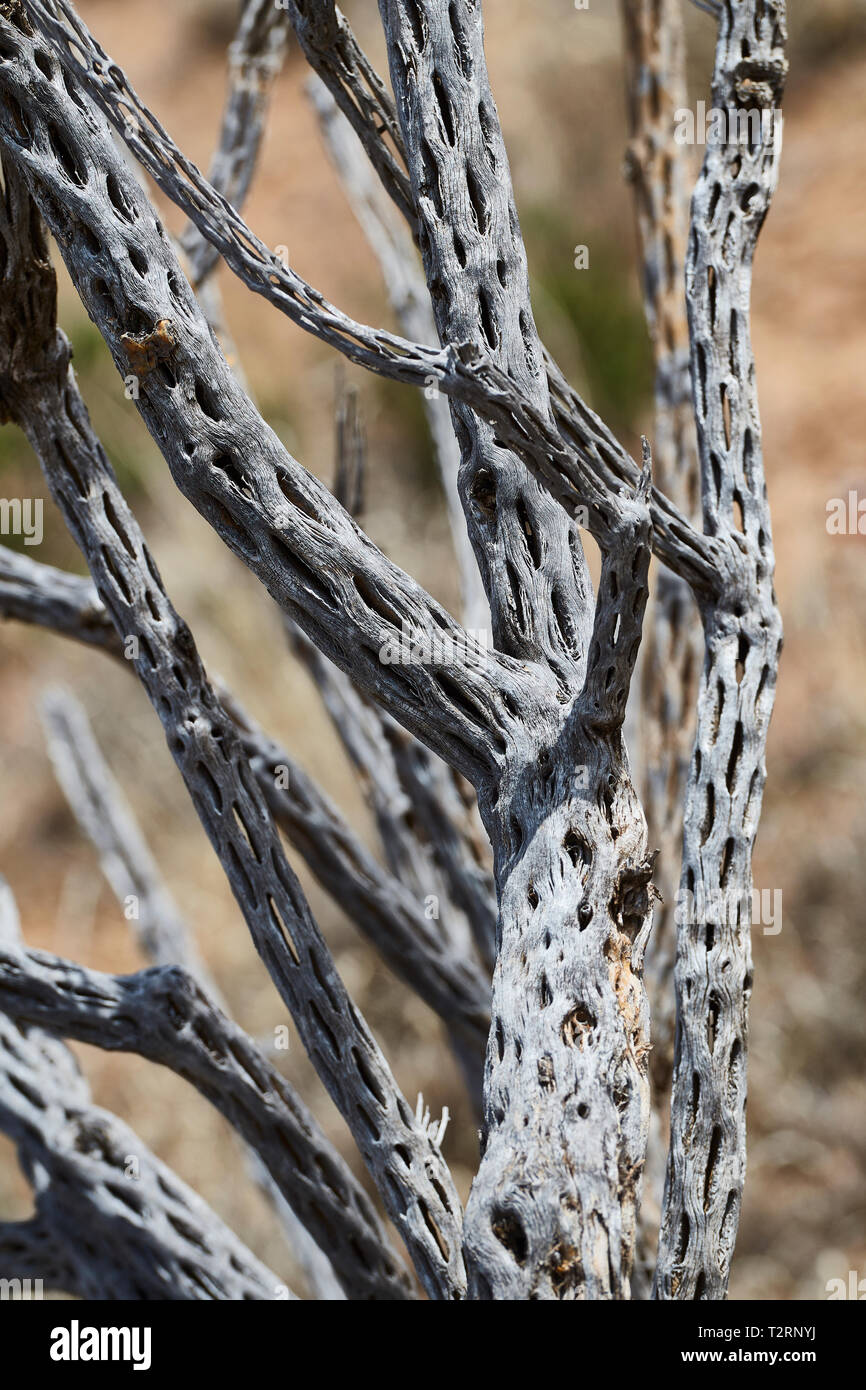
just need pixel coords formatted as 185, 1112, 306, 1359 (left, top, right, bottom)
1, 0, 864, 1299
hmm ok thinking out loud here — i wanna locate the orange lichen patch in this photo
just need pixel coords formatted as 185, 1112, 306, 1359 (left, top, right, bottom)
548, 1240, 584, 1297
603, 931, 648, 1066
120, 318, 177, 378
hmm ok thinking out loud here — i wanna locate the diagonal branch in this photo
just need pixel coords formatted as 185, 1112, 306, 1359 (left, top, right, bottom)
18, 0, 722, 602
0, 939, 415, 1300
224, 688, 492, 1059
0, 150, 466, 1300
180, 0, 289, 289
42, 698, 350, 1304
36, 684, 400, 1299
0, 11, 529, 788
0, 545, 492, 1062
0, 878, 292, 1300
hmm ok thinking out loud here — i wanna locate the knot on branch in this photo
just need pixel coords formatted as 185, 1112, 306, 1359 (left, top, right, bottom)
67, 1113, 126, 1169
144, 963, 209, 1029
453, 339, 482, 369
609, 851, 660, 943
0, 1, 31, 35
732, 58, 788, 109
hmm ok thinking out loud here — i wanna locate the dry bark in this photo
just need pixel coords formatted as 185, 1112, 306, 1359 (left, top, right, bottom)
0, 135, 464, 1300
653, 0, 786, 1299
0, 0, 786, 1301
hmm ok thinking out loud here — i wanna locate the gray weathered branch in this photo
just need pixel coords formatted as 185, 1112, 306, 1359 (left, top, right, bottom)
310, 77, 489, 637
180, 0, 289, 289
0, 149, 466, 1300
654, 0, 786, 1299
0, 878, 291, 1299
0, 938, 415, 1300
0, 9, 532, 788
21, 0, 722, 600
370, 0, 656, 1299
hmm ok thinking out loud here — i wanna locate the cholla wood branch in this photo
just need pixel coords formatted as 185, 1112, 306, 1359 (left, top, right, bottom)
22, 0, 723, 596
179, 0, 289, 291
0, 877, 292, 1300
0, 546, 492, 1063
0, 0, 787, 1301
37, 685, 361, 1301
0, 936, 413, 1301
0, 147, 465, 1301
620, 0, 703, 1094
653, 0, 786, 1300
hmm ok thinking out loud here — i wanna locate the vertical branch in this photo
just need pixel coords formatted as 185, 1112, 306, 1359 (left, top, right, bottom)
376, 0, 661, 1298
180, 0, 288, 290
464, 477, 655, 1299
377, 0, 594, 683
655, 0, 787, 1299
620, 0, 703, 1096
311, 78, 490, 636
